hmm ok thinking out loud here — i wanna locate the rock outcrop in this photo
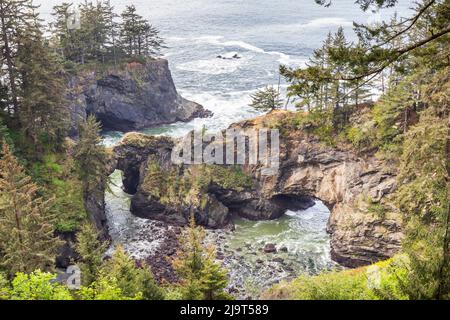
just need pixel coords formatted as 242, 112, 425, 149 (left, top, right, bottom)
68, 59, 211, 136
112, 111, 403, 267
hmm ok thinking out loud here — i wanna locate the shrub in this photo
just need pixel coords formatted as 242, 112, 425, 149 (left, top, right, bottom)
265, 256, 410, 300
6, 271, 73, 300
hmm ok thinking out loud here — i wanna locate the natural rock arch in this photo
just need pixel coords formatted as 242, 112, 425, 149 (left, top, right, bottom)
112, 125, 403, 267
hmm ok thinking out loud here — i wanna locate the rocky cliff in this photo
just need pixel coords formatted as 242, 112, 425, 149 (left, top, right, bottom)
68, 59, 211, 136
112, 111, 403, 267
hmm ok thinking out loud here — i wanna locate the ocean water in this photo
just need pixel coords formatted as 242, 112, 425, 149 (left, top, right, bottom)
38, 0, 412, 138
37, 0, 411, 296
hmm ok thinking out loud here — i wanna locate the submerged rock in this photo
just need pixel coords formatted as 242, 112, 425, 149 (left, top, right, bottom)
272, 257, 284, 264
264, 243, 277, 254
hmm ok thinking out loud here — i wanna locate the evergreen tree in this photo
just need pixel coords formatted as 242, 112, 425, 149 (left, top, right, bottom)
0, 0, 38, 118
79, 0, 109, 62
100, 246, 164, 300
171, 216, 230, 300
51, 2, 163, 63
119, 5, 163, 57
101, 0, 120, 64
50, 2, 78, 61
0, 118, 12, 148
78, 274, 141, 300
0, 143, 62, 276
74, 223, 108, 286
328, 27, 350, 109
395, 110, 449, 300
250, 86, 283, 112
73, 115, 108, 203
16, 24, 68, 154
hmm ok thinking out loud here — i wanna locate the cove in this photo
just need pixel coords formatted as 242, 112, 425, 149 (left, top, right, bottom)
104, 169, 335, 298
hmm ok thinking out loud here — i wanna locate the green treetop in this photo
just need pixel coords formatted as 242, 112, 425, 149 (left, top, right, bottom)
0, 143, 62, 276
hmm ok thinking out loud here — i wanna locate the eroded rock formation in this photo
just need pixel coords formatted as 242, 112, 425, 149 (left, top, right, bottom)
112, 111, 403, 267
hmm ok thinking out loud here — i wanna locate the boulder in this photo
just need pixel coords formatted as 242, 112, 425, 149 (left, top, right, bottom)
264, 243, 277, 254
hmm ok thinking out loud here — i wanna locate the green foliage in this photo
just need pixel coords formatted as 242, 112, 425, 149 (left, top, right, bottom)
78, 275, 141, 300
164, 287, 185, 300
0, 273, 9, 300
205, 165, 253, 192
292, 109, 336, 146
0, 118, 13, 148
171, 217, 230, 300
369, 258, 409, 300
51, 2, 163, 64
142, 160, 190, 206
250, 86, 283, 112
367, 199, 387, 220
5, 271, 73, 300
142, 162, 252, 209
281, 27, 369, 117
31, 153, 87, 232
100, 246, 164, 300
266, 256, 409, 300
120, 5, 163, 57
0, 143, 62, 276
287, 269, 370, 300
345, 119, 375, 151
17, 25, 68, 155
75, 223, 108, 286
395, 110, 449, 300
74, 115, 109, 201
121, 132, 171, 149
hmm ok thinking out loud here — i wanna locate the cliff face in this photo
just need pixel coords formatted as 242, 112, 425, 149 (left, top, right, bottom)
112, 111, 403, 267
259, 130, 402, 267
231, 112, 402, 267
68, 59, 211, 136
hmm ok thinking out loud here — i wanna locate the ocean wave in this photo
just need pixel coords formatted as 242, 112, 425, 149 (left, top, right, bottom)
170, 35, 306, 67
176, 54, 246, 75
300, 17, 353, 28
208, 37, 306, 66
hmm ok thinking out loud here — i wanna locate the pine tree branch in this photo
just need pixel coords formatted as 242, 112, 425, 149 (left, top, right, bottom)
340, 24, 450, 82
371, 0, 437, 50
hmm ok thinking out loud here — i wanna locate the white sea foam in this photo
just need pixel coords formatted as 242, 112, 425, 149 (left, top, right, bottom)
171, 35, 306, 67
300, 17, 353, 28
177, 54, 245, 75
209, 37, 305, 66
139, 87, 283, 138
